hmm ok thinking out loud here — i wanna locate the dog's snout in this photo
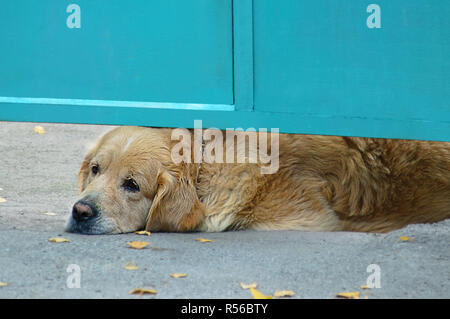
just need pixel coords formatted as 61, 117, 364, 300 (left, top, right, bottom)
72, 201, 97, 222
67, 198, 120, 234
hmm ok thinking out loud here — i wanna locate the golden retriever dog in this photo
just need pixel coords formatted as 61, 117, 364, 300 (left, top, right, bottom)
66, 126, 450, 234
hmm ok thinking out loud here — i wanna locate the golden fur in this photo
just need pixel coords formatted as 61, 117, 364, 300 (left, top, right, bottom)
66, 126, 450, 234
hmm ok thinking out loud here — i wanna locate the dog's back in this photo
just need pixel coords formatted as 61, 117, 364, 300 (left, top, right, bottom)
337, 137, 450, 232
224, 135, 450, 233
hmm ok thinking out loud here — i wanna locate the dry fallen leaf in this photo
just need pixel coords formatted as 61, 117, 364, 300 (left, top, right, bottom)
170, 273, 187, 278
336, 291, 360, 299
0, 282, 9, 287
135, 231, 151, 236
34, 125, 46, 134
250, 287, 272, 299
129, 288, 157, 295
124, 262, 139, 270
360, 285, 371, 289
240, 282, 258, 289
196, 238, 213, 243
399, 236, 413, 242
127, 241, 150, 249
48, 237, 70, 243
0, 197, 6, 203
274, 290, 296, 297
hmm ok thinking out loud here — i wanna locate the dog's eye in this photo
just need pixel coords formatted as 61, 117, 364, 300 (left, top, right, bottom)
91, 164, 99, 176
122, 178, 140, 192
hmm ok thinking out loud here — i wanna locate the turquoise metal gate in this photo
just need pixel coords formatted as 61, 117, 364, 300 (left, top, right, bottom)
1, 0, 449, 141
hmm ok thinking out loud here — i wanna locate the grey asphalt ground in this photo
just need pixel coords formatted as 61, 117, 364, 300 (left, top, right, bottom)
0, 121, 449, 299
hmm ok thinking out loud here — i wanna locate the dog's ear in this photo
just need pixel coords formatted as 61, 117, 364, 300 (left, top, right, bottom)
145, 164, 206, 232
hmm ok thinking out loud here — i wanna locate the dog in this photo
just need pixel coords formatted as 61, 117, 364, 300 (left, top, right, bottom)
66, 126, 450, 234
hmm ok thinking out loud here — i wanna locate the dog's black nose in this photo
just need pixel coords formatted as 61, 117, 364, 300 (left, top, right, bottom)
72, 201, 97, 222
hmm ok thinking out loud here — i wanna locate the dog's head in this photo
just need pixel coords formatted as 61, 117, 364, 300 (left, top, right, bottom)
66, 126, 205, 234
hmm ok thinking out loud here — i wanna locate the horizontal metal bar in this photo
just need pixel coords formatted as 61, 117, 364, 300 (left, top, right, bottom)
0, 96, 235, 112
1, 102, 449, 142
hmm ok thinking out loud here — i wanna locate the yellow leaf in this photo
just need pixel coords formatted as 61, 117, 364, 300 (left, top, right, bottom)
336, 291, 360, 299
196, 238, 213, 243
0, 282, 9, 287
360, 285, 370, 289
48, 237, 70, 243
399, 236, 413, 242
240, 282, 258, 289
34, 126, 46, 134
274, 290, 295, 297
129, 288, 157, 295
135, 231, 151, 236
124, 262, 139, 270
250, 287, 272, 299
170, 273, 187, 278
0, 197, 6, 203
127, 241, 150, 249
